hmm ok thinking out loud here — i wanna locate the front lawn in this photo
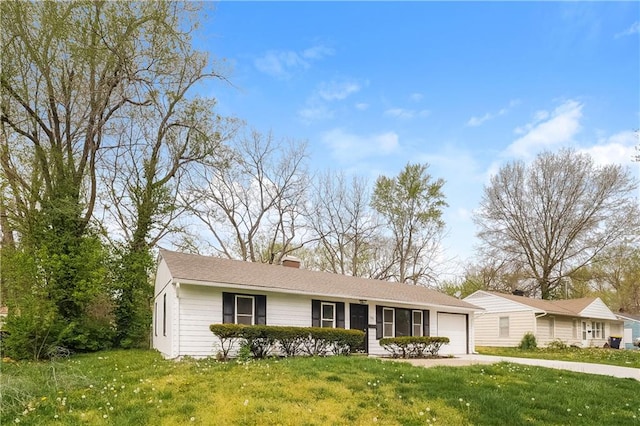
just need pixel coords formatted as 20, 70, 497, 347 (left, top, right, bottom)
476, 346, 640, 368
1, 350, 639, 425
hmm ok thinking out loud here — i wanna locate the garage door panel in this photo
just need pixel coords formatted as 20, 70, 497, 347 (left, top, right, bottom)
437, 313, 467, 355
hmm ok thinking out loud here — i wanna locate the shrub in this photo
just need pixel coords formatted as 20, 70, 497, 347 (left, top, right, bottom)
519, 332, 537, 350
239, 325, 275, 359
209, 324, 365, 359
546, 339, 568, 350
209, 324, 243, 361
379, 336, 450, 358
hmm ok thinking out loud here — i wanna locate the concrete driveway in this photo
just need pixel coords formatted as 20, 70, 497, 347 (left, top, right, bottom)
387, 354, 640, 381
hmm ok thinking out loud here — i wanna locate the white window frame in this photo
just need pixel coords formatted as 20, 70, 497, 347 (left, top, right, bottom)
499, 316, 509, 338
549, 317, 555, 338
321, 302, 336, 328
154, 302, 158, 337
412, 310, 423, 337
592, 321, 604, 339
235, 295, 255, 325
383, 308, 395, 338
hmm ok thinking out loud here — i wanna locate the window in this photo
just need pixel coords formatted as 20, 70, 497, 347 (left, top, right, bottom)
311, 300, 345, 328
412, 311, 423, 337
222, 292, 266, 325
321, 302, 335, 328
383, 308, 394, 338
236, 295, 254, 325
592, 321, 604, 339
549, 317, 555, 338
163, 293, 167, 336
499, 316, 509, 338
572, 319, 578, 339
376, 306, 429, 339
582, 321, 587, 340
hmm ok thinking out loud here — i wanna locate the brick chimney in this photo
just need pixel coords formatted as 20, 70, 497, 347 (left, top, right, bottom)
281, 255, 302, 269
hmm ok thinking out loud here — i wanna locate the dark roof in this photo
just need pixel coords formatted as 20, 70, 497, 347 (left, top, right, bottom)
159, 249, 479, 311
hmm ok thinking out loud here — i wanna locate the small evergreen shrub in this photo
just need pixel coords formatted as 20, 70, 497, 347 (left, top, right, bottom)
518, 332, 538, 350
209, 324, 365, 359
379, 336, 450, 358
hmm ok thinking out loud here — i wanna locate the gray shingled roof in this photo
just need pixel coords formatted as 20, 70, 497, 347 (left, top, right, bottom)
159, 249, 479, 311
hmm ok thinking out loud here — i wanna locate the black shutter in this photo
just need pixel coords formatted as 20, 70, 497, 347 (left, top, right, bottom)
336, 302, 345, 328
423, 310, 430, 337
376, 305, 383, 339
256, 295, 267, 325
311, 299, 320, 327
222, 292, 234, 324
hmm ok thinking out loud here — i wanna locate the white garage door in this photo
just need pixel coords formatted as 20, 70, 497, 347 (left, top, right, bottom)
437, 313, 468, 355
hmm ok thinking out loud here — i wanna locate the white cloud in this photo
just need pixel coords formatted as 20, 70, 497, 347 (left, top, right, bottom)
298, 79, 365, 124
254, 44, 334, 79
317, 80, 361, 101
410, 93, 424, 102
505, 100, 583, 159
322, 128, 399, 162
355, 103, 369, 111
302, 45, 335, 60
615, 21, 639, 38
298, 105, 334, 123
579, 130, 638, 166
466, 99, 519, 127
384, 108, 431, 119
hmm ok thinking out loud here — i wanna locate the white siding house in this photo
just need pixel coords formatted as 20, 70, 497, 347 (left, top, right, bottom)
152, 249, 481, 358
464, 291, 623, 348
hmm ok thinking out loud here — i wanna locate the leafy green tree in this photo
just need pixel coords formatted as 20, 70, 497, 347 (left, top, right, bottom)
371, 163, 447, 285
1, 1, 222, 355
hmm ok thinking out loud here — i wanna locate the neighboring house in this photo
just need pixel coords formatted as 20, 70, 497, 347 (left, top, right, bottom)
152, 249, 481, 359
464, 291, 624, 348
616, 313, 640, 350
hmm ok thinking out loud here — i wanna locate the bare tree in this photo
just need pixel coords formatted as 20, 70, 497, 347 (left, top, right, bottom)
371, 163, 447, 286
306, 171, 379, 276
184, 129, 311, 263
475, 149, 639, 299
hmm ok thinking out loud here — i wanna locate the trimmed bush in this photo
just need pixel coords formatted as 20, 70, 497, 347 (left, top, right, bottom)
209, 324, 365, 359
209, 324, 243, 360
379, 336, 450, 358
519, 332, 537, 350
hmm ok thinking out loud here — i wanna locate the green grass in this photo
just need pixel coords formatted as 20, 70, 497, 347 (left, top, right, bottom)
476, 346, 640, 368
1, 350, 639, 425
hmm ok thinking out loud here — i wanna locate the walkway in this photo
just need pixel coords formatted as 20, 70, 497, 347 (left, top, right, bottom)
390, 354, 640, 381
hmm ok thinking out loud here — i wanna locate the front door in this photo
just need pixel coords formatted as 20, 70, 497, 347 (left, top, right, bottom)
581, 321, 592, 346
350, 303, 368, 353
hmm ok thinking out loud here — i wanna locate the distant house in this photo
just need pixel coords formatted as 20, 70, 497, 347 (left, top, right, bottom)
152, 249, 481, 359
616, 313, 640, 350
463, 291, 624, 348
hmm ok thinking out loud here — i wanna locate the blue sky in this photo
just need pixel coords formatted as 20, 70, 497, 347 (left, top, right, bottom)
195, 2, 639, 277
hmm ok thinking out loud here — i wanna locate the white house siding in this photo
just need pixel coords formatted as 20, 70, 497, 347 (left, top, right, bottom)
579, 299, 618, 320
177, 285, 359, 358
535, 316, 580, 347
465, 292, 531, 314
152, 282, 176, 358
473, 311, 534, 347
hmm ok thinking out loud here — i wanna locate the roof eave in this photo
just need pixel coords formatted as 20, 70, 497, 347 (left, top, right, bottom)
173, 278, 481, 313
